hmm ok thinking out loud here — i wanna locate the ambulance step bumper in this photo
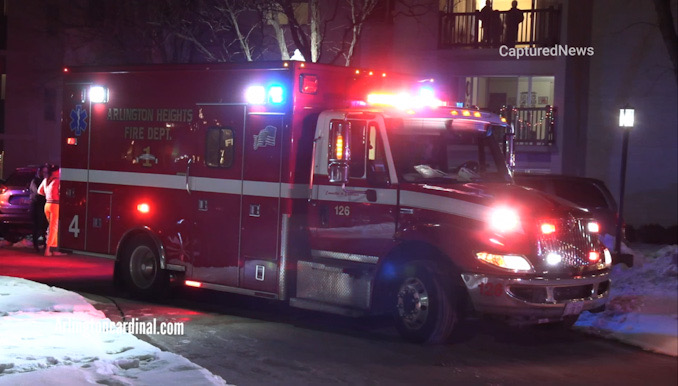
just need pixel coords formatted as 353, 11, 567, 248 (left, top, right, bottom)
289, 298, 367, 317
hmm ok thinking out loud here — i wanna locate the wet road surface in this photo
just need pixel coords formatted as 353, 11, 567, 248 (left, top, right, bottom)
1, 246, 676, 386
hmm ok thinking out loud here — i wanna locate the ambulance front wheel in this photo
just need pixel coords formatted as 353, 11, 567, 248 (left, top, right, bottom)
393, 261, 458, 344
120, 235, 168, 298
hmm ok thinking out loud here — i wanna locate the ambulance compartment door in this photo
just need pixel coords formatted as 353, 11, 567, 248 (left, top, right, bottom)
187, 104, 245, 287
239, 113, 284, 294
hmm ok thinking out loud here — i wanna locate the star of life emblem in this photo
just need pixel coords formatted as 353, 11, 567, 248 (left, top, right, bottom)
70, 105, 88, 136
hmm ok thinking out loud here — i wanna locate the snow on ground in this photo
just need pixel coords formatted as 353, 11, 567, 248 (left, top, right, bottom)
576, 244, 678, 357
0, 276, 230, 385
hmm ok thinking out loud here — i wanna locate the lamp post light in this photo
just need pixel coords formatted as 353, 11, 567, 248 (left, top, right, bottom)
615, 106, 634, 257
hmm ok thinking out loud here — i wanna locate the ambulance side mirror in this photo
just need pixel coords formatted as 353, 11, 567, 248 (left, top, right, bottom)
328, 120, 351, 184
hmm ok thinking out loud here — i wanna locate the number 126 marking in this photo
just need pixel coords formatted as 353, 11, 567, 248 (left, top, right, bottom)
334, 205, 350, 216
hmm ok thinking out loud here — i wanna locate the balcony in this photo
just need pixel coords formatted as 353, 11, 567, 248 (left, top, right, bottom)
501, 106, 556, 146
439, 7, 561, 49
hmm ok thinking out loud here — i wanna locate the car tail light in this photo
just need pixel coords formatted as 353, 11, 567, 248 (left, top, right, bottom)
185, 280, 202, 288
0, 185, 7, 194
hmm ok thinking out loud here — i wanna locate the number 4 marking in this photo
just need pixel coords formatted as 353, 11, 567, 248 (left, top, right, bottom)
69, 215, 81, 238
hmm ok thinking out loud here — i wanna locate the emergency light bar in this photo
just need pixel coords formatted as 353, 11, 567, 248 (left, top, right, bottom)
89, 86, 109, 103
366, 87, 444, 110
245, 85, 285, 105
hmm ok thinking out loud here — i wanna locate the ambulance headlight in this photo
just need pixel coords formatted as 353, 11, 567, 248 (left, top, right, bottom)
476, 252, 534, 272
546, 252, 562, 265
489, 206, 522, 233
587, 221, 600, 233
89, 86, 109, 103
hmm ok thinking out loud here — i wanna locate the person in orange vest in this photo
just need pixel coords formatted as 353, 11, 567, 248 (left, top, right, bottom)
38, 165, 65, 256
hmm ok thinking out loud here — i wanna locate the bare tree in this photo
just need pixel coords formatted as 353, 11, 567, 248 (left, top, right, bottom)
652, 0, 678, 84
264, 8, 291, 60
343, 0, 378, 66
40, 0, 379, 65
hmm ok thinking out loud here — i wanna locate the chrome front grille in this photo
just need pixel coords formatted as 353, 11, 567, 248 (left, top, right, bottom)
537, 217, 598, 267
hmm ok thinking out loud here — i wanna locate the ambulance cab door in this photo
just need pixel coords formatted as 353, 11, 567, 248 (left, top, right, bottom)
238, 112, 284, 294
309, 118, 397, 265
186, 104, 245, 287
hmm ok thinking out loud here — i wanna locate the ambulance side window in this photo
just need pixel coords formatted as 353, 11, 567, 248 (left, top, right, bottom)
349, 121, 366, 178
366, 123, 389, 186
348, 120, 389, 185
205, 127, 234, 168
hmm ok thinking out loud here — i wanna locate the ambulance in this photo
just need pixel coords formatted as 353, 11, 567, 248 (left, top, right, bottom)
59, 62, 610, 343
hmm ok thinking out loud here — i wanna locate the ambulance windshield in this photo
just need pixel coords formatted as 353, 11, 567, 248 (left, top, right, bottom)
388, 118, 511, 184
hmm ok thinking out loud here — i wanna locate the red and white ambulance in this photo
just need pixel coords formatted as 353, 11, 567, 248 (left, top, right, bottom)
59, 62, 610, 343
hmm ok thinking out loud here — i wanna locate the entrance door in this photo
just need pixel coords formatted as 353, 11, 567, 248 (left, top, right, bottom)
187, 104, 245, 287
239, 113, 284, 293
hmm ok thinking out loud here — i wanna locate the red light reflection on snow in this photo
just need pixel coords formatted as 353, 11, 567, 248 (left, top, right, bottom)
0, 248, 113, 281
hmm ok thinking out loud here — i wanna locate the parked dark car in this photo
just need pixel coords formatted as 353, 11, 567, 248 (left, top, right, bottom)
0, 166, 39, 243
513, 173, 620, 238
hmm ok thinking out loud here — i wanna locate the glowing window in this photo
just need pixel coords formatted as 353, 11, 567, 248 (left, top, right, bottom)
206, 128, 234, 168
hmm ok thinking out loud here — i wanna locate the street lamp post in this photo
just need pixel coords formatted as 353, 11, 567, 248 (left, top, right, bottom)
615, 106, 634, 256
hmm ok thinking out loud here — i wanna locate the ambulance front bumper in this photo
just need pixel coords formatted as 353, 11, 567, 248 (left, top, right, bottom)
461, 272, 610, 323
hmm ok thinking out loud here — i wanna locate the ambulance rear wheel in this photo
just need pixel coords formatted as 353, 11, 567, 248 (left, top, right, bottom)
121, 235, 168, 298
393, 262, 458, 344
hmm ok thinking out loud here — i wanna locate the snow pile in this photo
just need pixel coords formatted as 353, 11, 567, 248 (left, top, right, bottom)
0, 276, 230, 385
576, 245, 678, 357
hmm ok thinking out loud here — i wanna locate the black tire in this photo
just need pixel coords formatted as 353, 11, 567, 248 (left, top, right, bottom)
120, 235, 168, 298
393, 261, 458, 344
3, 232, 25, 244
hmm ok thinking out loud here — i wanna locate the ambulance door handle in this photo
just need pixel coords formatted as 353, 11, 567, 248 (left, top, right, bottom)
319, 205, 329, 227
185, 158, 193, 195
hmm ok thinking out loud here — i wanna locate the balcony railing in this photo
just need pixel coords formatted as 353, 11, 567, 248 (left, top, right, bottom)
501, 106, 556, 146
439, 7, 561, 49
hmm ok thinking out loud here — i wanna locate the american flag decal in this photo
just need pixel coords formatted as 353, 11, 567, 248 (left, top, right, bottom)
253, 125, 277, 150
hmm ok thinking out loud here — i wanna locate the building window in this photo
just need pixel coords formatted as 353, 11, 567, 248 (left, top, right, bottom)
452, 75, 554, 112
205, 127, 235, 168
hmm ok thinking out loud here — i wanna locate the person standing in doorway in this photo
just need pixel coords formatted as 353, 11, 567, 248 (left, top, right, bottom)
38, 165, 64, 256
505, 0, 524, 48
29, 165, 49, 253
